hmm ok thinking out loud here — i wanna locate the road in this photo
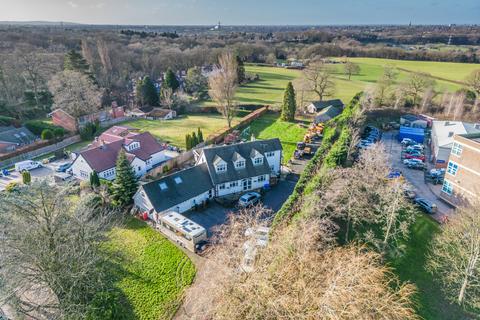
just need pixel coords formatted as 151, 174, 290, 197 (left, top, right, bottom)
383, 130, 455, 222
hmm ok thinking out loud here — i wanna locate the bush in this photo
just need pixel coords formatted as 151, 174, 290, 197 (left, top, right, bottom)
24, 120, 64, 136
21, 171, 31, 185
0, 115, 18, 126
41, 129, 54, 140
53, 127, 65, 138
80, 122, 99, 141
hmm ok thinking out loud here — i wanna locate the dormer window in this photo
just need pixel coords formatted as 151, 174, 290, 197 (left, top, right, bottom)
128, 142, 140, 151
216, 163, 226, 173
253, 157, 264, 166
235, 159, 245, 169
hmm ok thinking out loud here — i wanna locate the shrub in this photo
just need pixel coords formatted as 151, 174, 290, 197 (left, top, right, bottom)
53, 127, 65, 138
21, 171, 31, 185
41, 129, 54, 140
80, 122, 99, 141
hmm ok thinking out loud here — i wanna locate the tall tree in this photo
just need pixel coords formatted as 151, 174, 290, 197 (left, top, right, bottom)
90, 171, 100, 189
208, 52, 238, 128
344, 61, 361, 80
164, 69, 180, 92
428, 201, 480, 309
21, 170, 31, 185
48, 70, 103, 118
303, 60, 335, 101
185, 133, 192, 150
281, 82, 296, 121
185, 67, 208, 96
135, 76, 159, 106
0, 182, 119, 319
63, 50, 94, 81
197, 127, 204, 143
110, 150, 138, 208
160, 86, 175, 110
236, 56, 245, 84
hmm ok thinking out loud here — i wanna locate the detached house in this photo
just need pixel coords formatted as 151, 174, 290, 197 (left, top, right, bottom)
134, 138, 282, 217
71, 126, 169, 180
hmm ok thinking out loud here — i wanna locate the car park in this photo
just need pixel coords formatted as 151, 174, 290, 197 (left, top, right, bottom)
238, 192, 261, 207
414, 197, 437, 214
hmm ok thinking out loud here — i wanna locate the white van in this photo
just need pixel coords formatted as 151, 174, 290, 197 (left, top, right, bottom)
15, 160, 42, 172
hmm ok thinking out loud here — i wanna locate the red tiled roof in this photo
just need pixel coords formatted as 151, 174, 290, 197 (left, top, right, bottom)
77, 130, 165, 172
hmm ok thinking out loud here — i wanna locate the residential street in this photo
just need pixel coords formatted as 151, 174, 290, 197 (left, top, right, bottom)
383, 130, 455, 222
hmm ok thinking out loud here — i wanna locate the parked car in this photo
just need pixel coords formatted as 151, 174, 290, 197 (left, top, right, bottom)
194, 240, 210, 255
387, 170, 403, 180
403, 189, 417, 201
401, 138, 417, 146
15, 160, 42, 172
407, 144, 424, 152
403, 153, 426, 161
414, 197, 438, 214
239, 192, 261, 207
403, 159, 425, 170
55, 161, 73, 172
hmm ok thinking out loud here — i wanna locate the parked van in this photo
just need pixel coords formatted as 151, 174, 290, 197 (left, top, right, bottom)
15, 160, 42, 172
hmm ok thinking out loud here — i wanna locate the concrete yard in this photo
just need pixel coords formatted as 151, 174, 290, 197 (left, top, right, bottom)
383, 130, 455, 222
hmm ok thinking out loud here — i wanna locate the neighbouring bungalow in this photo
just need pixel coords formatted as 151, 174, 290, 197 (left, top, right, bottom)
134, 138, 282, 217
0, 126, 37, 154
70, 125, 170, 180
49, 102, 125, 132
127, 106, 177, 120
306, 99, 344, 114
313, 105, 343, 124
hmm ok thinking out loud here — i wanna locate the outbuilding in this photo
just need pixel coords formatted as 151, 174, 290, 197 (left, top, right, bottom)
398, 126, 425, 143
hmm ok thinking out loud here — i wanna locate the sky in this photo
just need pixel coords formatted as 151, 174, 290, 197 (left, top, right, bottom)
0, 0, 479, 25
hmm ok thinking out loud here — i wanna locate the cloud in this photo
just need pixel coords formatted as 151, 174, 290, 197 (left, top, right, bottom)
91, 2, 106, 9
67, 1, 79, 8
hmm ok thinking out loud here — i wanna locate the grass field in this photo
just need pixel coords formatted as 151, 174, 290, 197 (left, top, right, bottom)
249, 112, 308, 163
389, 214, 468, 320
106, 217, 195, 320
121, 114, 240, 148
239, 59, 480, 110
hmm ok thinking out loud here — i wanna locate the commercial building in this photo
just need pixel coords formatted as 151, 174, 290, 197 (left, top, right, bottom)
441, 133, 480, 206
430, 121, 480, 168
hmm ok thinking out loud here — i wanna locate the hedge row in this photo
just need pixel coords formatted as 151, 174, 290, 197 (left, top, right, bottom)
273, 93, 363, 226
24, 120, 65, 138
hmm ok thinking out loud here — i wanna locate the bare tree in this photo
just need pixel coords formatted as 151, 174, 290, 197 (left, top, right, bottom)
405, 72, 435, 107
453, 92, 466, 120
293, 77, 309, 112
183, 208, 419, 320
466, 69, 480, 98
419, 87, 436, 113
0, 182, 118, 319
160, 86, 175, 109
303, 60, 336, 101
48, 70, 103, 118
344, 61, 360, 80
427, 200, 480, 310
208, 52, 238, 128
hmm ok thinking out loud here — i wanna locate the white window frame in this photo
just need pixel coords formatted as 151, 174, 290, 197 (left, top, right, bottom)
266, 152, 275, 157
219, 183, 226, 190
216, 163, 226, 173
442, 180, 453, 195
447, 161, 459, 176
235, 160, 246, 169
451, 142, 463, 157
253, 157, 264, 166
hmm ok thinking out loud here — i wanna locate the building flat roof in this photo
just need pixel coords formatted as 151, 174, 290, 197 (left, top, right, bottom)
160, 211, 206, 238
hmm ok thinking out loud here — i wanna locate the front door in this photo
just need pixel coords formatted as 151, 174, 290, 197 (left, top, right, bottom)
242, 178, 252, 191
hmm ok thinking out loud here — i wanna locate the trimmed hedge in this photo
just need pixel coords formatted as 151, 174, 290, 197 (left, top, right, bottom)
24, 120, 65, 138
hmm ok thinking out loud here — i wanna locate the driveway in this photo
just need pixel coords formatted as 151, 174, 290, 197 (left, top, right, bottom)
383, 130, 454, 222
0, 166, 55, 191
183, 179, 297, 237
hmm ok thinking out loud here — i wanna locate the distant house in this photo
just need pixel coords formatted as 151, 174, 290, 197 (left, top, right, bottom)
147, 108, 176, 120
0, 126, 37, 154
431, 121, 480, 167
134, 138, 282, 216
306, 99, 344, 114
50, 103, 126, 132
314, 105, 343, 124
70, 126, 170, 181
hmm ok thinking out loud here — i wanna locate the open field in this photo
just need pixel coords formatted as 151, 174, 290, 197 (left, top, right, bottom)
106, 217, 195, 320
390, 214, 468, 320
249, 112, 308, 164
121, 114, 240, 148
238, 59, 480, 109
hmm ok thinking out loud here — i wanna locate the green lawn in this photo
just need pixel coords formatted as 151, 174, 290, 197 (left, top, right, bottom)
105, 217, 195, 320
249, 112, 308, 164
389, 214, 468, 320
121, 114, 240, 148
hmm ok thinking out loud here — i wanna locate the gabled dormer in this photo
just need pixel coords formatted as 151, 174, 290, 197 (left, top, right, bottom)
213, 155, 227, 173
250, 149, 264, 166
232, 152, 246, 170
126, 140, 141, 151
